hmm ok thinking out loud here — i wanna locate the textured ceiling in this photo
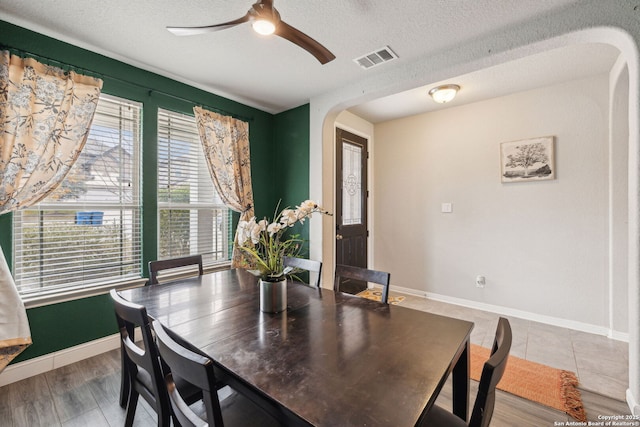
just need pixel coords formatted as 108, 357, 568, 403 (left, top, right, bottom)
0, 0, 619, 121
349, 43, 621, 123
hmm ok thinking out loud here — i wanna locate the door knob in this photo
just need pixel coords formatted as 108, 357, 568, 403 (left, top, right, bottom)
336, 234, 343, 240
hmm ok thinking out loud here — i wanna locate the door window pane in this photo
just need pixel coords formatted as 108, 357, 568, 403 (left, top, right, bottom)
342, 142, 362, 225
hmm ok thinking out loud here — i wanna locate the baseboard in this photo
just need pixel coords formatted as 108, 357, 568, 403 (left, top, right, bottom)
627, 388, 640, 416
388, 284, 629, 341
0, 333, 121, 387
388, 284, 426, 298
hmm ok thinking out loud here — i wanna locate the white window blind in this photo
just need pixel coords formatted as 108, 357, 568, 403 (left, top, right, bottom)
157, 109, 230, 266
13, 94, 142, 296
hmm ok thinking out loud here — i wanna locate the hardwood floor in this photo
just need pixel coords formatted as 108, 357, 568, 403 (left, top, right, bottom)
0, 295, 632, 426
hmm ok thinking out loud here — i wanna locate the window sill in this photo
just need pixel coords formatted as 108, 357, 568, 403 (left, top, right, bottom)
22, 261, 233, 309
22, 279, 148, 309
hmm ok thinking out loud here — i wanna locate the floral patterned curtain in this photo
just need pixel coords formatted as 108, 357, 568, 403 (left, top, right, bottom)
0, 50, 103, 371
193, 107, 254, 267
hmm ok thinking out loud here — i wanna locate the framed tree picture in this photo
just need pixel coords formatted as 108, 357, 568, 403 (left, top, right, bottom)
500, 136, 555, 183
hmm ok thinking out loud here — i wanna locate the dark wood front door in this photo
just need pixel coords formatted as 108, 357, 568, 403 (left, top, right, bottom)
335, 128, 368, 295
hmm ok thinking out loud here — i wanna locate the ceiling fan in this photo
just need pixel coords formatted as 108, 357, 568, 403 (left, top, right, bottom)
167, 0, 336, 64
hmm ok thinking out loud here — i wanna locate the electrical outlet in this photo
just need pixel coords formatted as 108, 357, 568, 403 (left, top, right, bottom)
475, 276, 486, 288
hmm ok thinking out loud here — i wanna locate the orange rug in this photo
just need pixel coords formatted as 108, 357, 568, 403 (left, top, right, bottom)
356, 289, 405, 305
471, 344, 587, 422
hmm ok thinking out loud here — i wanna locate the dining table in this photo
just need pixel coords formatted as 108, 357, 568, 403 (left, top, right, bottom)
119, 268, 474, 426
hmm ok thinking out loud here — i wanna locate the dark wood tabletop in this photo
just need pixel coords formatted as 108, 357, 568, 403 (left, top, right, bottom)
119, 268, 474, 426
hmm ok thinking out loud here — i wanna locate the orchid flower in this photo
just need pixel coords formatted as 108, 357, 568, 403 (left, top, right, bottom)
236, 199, 332, 280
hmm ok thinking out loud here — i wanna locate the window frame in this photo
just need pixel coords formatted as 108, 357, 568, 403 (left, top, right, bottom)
156, 107, 232, 268
12, 93, 145, 305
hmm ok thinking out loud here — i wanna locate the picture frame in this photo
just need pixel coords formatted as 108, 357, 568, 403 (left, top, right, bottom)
500, 136, 555, 183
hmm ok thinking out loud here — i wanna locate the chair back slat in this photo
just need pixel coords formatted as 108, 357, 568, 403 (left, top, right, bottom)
334, 264, 391, 304
149, 255, 204, 285
283, 256, 322, 288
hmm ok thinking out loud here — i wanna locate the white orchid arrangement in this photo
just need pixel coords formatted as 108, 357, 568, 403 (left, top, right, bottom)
237, 199, 331, 281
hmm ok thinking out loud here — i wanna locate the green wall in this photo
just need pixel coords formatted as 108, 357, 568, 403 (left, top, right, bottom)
0, 20, 311, 363
274, 104, 311, 207
273, 104, 312, 246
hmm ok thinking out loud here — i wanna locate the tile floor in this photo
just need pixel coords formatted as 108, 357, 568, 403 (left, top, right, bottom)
398, 293, 630, 401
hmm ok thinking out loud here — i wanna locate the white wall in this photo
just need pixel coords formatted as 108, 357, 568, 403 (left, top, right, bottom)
373, 74, 623, 332
311, 3, 640, 411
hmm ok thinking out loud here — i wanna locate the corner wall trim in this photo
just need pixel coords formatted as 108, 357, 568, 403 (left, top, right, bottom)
628, 389, 640, 416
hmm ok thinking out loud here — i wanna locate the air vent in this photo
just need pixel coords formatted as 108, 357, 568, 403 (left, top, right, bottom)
353, 46, 398, 70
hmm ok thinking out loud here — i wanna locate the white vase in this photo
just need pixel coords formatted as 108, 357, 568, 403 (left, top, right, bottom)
259, 278, 287, 313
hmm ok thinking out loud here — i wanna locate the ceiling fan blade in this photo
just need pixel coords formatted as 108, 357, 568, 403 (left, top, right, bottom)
275, 21, 335, 64
167, 14, 250, 36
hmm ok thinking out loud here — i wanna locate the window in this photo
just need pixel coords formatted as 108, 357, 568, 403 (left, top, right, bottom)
157, 109, 230, 266
13, 95, 142, 296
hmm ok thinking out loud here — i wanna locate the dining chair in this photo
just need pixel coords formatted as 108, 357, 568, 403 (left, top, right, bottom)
110, 289, 172, 426
418, 317, 512, 427
148, 254, 203, 285
110, 289, 201, 427
152, 319, 283, 427
334, 264, 391, 304
283, 256, 322, 288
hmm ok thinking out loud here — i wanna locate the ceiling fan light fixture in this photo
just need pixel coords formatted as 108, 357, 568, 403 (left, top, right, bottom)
428, 84, 460, 104
167, 0, 335, 64
252, 19, 276, 35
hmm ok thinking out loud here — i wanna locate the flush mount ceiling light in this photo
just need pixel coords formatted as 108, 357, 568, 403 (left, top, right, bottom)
428, 84, 460, 104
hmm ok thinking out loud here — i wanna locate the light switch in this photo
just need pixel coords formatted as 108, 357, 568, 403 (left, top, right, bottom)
441, 203, 453, 213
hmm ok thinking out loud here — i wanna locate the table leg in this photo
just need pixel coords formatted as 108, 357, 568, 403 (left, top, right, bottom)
452, 338, 470, 421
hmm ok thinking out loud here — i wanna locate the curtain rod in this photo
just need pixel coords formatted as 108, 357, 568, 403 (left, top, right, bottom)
146, 89, 253, 122
0, 45, 254, 123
